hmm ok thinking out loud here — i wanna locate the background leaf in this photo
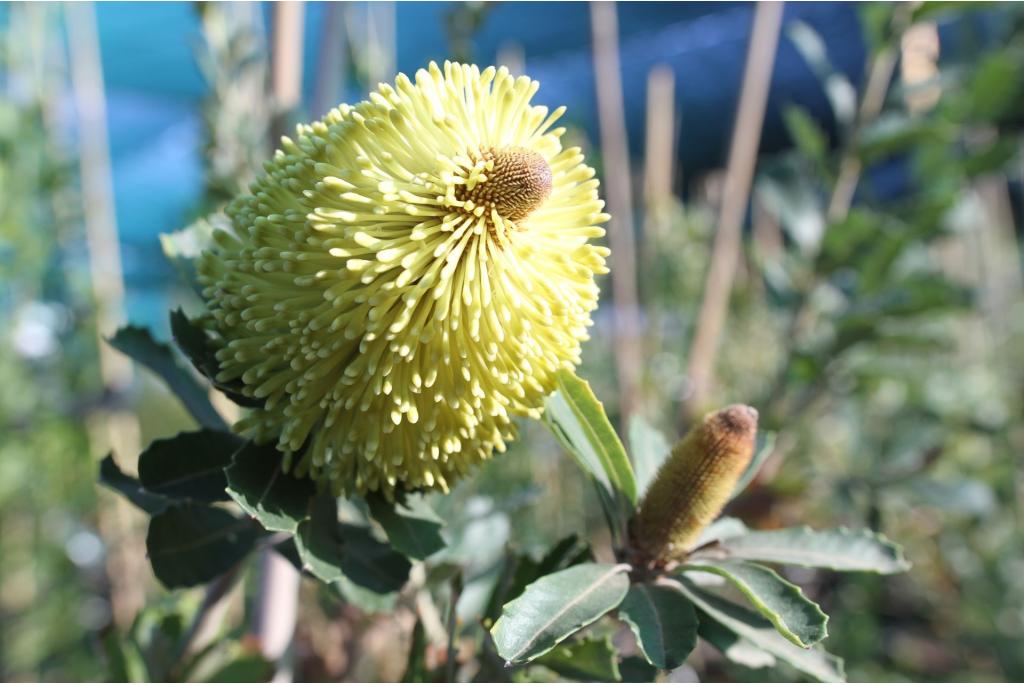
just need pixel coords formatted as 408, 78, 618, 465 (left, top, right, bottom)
617, 582, 698, 670
108, 325, 227, 430
98, 454, 169, 514
682, 560, 828, 647
490, 562, 630, 664
295, 492, 411, 594
138, 429, 242, 503
146, 504, 260, 588
365, 493, 445, 560
697, 619, 777, 669
731, 430, 776, 499
628, 416, 671, 497
169, 309, 262, 408
543, 371, 637, 530
707, 526, 911, 573
225, 441, 316, 533
534, 636, 622, 682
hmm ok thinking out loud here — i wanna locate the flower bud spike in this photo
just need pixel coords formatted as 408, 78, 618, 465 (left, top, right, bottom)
630, 404, 758, 568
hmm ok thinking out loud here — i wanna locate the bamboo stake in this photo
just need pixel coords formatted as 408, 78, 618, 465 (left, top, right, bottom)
270, 1, 305, 142
642, 64, 677, 277
643, 64, 677, 214
590, 0, 643, 423
257, 3, 305, 678
683, 1, 784, 422
312, 1, 347, 118
65, 0, 147, 628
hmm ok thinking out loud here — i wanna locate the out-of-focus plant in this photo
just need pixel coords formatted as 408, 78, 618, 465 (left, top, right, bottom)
637, 2, 1024, 680
0, 5, 110, 681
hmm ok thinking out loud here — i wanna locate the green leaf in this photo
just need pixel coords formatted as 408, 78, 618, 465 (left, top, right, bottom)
402, 619, 432, 682
138, 429, 242, 503
782, 106, 829, 166
673, 578, 845, 682
366, 493, 446, 560
334, 575, 400, 614
544, 370, 637, 515
225, 441, 316, 533
697, 619, 777, 669
490, 562, 630, 664
99, 454, 169, 514
786, 20, 855, 127
146, 504, 260, 588
694, 517, 749, 548
169, 309, 262, 408
732, 431, 776, 499
484, 534, 593, 624
207, 653, 274, 682
709, 526, 911, 574
628, 416, 671, 497
534, 636, 622, 682
617, 583, 698, 670
159, 214, 219, 295
295, 492, 410, 594
619, 655, 658, 682
681, 560, 828, 647
108, 326, 228, 431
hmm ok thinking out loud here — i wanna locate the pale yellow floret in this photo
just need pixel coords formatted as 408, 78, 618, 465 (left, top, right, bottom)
198, 61, 609, 495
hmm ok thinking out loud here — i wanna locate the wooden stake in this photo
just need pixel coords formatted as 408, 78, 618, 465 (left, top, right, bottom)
590, 0, 643, 423
66, 0, 147, 627
683, 1, 784, 422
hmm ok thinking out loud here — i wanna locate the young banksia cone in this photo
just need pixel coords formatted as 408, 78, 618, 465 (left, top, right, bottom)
630, 405, 758, 567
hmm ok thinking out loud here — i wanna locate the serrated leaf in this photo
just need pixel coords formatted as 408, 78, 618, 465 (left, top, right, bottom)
617, 583, 698, 670
709, 526, 911, 574
366, 493, 445, 560
225, 441, 316, 533
682, 560, 828, 647
295, 492, 410, 594
108, 326, 227, 431
672, 578, 845, 682
544, 370, 637, 523
138, 429, 242, 503
490, 562, 630, 664
628, 416, 671, 497
534, 636, 622, 682
146, 504, 260, 588
99, 454, 169, 514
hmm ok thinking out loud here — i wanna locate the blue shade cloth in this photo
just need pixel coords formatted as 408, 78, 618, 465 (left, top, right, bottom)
1, 2, 998, 329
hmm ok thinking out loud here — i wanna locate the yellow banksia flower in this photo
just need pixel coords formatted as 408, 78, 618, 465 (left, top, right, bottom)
630, 405, 758, 567
197, 61, 610, 496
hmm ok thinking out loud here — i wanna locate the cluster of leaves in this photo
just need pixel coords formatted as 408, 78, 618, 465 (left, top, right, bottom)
481, 373, 907, 682
101, 311, 908, 683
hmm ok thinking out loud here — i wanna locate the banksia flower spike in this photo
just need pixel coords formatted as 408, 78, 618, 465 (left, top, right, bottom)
198, 62, 610, 496
630, 405, 758, 567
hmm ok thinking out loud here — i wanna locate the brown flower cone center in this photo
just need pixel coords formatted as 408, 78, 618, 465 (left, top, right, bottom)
457, 147, 553, 227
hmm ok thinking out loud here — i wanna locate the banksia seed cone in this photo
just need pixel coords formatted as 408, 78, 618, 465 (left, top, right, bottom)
198, 62, 609, 496
630, 405, 758, 566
